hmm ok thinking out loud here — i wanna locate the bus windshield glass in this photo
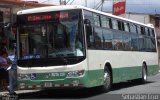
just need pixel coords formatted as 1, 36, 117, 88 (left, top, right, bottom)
18, 10, 85, 60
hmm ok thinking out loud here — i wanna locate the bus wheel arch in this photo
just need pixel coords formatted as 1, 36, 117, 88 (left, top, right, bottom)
141, 62, 148, 83
102, 63, 113, 92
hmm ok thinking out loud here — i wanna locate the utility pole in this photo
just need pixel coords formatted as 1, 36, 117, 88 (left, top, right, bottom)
60, 0, 66, 5
94, 0, 106, 11
101, 0, 104, 11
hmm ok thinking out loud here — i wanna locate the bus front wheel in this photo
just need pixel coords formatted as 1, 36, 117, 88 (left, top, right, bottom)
102, 66, 112, 92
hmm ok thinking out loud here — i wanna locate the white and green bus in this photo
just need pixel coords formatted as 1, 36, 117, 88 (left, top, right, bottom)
16, 5, 159, 91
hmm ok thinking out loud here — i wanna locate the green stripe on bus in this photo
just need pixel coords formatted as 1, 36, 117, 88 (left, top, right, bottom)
113, 65, 159, 83
113, 66, 141, 83
17, 65, 159, 88
147, 65, 159, 76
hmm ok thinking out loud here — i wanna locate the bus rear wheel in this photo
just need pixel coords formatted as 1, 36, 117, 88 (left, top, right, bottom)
141, 63, 147, 83
102, 66, 112, 92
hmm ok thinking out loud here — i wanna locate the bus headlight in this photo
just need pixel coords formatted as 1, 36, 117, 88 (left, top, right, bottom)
67, 70, 85, 77
18, 74, 30, 80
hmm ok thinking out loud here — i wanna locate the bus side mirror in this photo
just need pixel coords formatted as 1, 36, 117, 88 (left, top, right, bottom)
84, 19, 92, 32
84, 19, 91, 26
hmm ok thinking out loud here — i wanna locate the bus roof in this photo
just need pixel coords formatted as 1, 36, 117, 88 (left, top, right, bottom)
17, 5, 154, 28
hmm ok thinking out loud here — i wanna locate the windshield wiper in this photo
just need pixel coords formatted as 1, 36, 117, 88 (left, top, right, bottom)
67, 53, 75, 57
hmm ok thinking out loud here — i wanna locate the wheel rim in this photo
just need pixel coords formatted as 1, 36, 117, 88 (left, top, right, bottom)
143, 67, 147, 81
104, 70, 111, 88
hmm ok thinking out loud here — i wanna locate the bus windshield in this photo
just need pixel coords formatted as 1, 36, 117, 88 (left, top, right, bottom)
18, 10, 85, 60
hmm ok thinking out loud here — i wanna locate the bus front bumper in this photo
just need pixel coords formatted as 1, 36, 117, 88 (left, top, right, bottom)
17, 71, 87, 90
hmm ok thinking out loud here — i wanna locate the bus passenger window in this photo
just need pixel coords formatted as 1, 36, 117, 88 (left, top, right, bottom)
103, 29, 113, 50
93, 14, 101, 27
113, 32, 123, 50
124, 22, 130, 32
101, 16, 111, 28
112, 19, 118, 30
141, 27, 145, 35
137, 25, 141, 34
145, 27, 149, 36
130, 24, 137, 34
131, 35, 139, 51
84, 10, 94, 25
123, 34, 131, 50
118, 21, 122, 30
138, 37, 145, 51
151, 38, 156, 52
94, 27, 103, 49
85, 21, 94, 48
150, 29, 155, 37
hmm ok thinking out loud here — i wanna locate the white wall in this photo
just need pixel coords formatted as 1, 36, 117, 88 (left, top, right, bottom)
125, 13, 150, 24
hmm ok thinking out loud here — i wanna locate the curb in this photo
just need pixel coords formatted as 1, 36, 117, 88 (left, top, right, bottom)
0, 90, 39, 96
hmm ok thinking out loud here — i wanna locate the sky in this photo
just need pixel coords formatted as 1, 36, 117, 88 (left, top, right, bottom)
24, 0, 160, 14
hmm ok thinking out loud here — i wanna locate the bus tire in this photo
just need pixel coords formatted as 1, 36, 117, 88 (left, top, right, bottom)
141, 63, 147, 83
102, 66, 112, 92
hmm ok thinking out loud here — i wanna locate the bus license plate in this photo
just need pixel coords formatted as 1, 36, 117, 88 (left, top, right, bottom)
44, 82, 52, 87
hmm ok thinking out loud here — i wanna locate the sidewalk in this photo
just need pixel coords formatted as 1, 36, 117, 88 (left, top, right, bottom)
0, 90, 40, 96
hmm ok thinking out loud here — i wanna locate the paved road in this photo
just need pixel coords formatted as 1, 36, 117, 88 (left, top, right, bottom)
1, 73, 160, 100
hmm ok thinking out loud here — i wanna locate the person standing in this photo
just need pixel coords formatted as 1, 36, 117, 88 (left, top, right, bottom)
0, 50, 10, 91
7, 45, 17, 95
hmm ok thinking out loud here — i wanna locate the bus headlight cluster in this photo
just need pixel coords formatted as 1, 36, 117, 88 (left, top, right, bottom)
67, 70, 85, 77
18, 74, 30, 80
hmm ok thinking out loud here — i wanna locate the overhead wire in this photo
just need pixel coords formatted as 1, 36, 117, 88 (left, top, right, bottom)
69, 0, 75, 5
